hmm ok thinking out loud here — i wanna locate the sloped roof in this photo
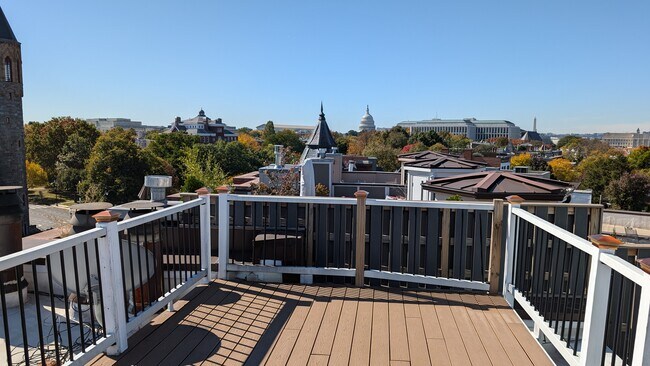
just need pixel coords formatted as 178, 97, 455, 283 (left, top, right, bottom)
422, 171, 575, 201
521, 130, 543, 142
306, 103, 337, 149
404, 154, 486, 169
398, 151, 445, 161
0, 7, 17, 41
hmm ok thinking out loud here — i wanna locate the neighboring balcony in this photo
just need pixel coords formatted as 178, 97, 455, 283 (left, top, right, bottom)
0, 193, 648, 365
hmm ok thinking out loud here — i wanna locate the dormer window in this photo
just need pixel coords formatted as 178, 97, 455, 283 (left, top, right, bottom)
4, 57, 11, 82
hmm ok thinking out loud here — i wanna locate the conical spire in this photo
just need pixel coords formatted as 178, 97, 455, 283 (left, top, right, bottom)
307, 103, 337, 149
0, 7, 17, 41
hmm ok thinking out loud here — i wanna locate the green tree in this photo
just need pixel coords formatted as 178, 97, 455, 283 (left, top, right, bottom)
557, 135, 582, 148
81, 128, 167, 204
363, 139, 400, 171
146, 132, 199, 187
605, 173, 650, 211
262, 121, 276, 141
54, 134, 95, 194
266, 129, 306, 153
409, 130, 443, 147
383, 126, 409, 149
25, 117, 100, 181
628, 146, 650, 170
184, 141, 263, 178
578, 152, 630, 202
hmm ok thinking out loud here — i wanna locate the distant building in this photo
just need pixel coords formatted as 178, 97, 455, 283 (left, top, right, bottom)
397, 118, 521, 141
601, 129, 650, 149
169, 109, 237, 143
86, 118, 165, 134
255, 123, 315, 140
0, 7, 29, 234
359, 105, 376, 132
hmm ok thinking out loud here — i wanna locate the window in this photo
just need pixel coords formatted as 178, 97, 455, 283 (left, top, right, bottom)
4, 57, 11, 82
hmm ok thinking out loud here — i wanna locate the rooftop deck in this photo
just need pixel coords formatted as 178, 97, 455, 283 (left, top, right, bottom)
91, 279, 551, 366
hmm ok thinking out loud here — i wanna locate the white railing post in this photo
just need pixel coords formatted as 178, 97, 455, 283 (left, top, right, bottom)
197, 189, 212, 283
632, 259, 650, 366
502, 195, 523, 307
217, 187, 230, 280
94, 210, 128, 355
579, 240, 615, 366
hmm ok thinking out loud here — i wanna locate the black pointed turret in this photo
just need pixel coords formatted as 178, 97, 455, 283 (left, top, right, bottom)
0, 7, 17, 41
307, 103, 337, 149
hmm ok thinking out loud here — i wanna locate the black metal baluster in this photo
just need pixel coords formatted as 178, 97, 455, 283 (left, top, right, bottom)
573, 253, 590, 355
263, 202, 267, 265
31, 261, 47, 365
143, 223, 152, 309
159, 217, 170, 295
126, 228, 137, 317
93, 238, 106, 335
134, 226, 145, 314
173, 212, 180, 289
553, 239, 570, 334
0, 278, 13, 365
14, 266, 29, 365
609, 274, 625, 364
82, 242, 97, 344
566, 250, 582, 349
59, 252, 74, 361
45, 255, 61, 364
601, 274, 615, 366
559, 244, 575, 340
71, 246, 86, 353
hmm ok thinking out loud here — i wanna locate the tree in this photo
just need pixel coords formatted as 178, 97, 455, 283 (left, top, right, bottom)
238, 133, 260, 151
409, 130, 443, 147
628, 146, 650, 170
26, 161, 48, 188
430, 143, 447, 152
146, 132, 199, 188
333, 132, 350, 154
510, 153, 532, 167
548, 158, 579, 182
237, 127, 253, 134
530, 155, 549, 171
363, 139, 400, 171
578, 152, 629, 202
401, 142, 427, 153
184, 141, 263, 178
557, 135, 582, 149
605, 173, 650, 211
346, 130, 359, 137
24, 117, 100, 181
262, 121, 276, 141
383, 126, 409, 149
562, 138, 610, 162
55, 134, 96, 194
266, 129, 305, 153
81, 128, 167, 204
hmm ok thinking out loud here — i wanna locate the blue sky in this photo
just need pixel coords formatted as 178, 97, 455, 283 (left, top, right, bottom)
4, 1, 650, 133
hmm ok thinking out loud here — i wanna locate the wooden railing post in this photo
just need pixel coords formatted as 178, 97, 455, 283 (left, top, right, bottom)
217, 186, 230, 280
354, 190, 368, 287
94, 210, 128, 355
488, 199, 504, 294
197, 188, 212, 283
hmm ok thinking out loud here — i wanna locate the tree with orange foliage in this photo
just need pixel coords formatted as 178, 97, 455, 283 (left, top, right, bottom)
238, 133, 260, 150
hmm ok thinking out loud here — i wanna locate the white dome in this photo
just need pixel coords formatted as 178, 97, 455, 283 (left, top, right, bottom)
359, 105, 376, 131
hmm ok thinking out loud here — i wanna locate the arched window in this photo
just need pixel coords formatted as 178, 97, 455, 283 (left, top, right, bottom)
4, 57, 11, 82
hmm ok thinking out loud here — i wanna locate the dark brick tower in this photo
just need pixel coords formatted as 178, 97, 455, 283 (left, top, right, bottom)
0, 7, 29, 234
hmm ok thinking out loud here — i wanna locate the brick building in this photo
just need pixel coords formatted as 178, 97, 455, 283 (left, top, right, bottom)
0, 7, 29, 234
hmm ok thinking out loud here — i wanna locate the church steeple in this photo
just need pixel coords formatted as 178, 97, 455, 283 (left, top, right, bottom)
307, 103, 337, 149
0, 7, 17, 41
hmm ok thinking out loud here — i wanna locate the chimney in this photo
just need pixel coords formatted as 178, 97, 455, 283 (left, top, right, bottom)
348, 161, 356, 172
0, 186, 28, 307
144, 175, 172, 204
461, 149, 473, 161
274, 145, 283, 167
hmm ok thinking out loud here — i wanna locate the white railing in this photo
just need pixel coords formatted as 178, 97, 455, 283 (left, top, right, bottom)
217, 193, 497, 290
504, 204, 650, 366
0, 196, 212, 365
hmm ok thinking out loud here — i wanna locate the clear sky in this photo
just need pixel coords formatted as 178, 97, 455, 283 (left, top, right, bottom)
4, 1, 650, 133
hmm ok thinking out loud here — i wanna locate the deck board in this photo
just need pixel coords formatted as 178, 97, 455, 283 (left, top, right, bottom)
92, 280, 553, 366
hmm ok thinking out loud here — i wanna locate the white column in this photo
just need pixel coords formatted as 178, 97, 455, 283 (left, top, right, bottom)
218, 191, 230, 279
95, 212, 128, 354
579, 248, 613, 366
502, 201, 520, 306
632, 281, 650, 365
199, 194, 212, 283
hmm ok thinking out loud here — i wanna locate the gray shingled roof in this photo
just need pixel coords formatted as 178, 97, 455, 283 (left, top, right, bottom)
0, 7, 17, 41
306, 104, 337, 149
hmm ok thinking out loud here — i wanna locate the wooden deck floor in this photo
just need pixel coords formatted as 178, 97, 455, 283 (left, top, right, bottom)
91, 280, 552, 366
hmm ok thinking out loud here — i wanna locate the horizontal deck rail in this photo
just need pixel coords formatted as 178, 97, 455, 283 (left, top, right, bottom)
506, 204, 650, 366
0, 196, 212, 366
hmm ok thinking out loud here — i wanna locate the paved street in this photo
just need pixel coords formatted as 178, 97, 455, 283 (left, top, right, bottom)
28, 204, 70, 232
